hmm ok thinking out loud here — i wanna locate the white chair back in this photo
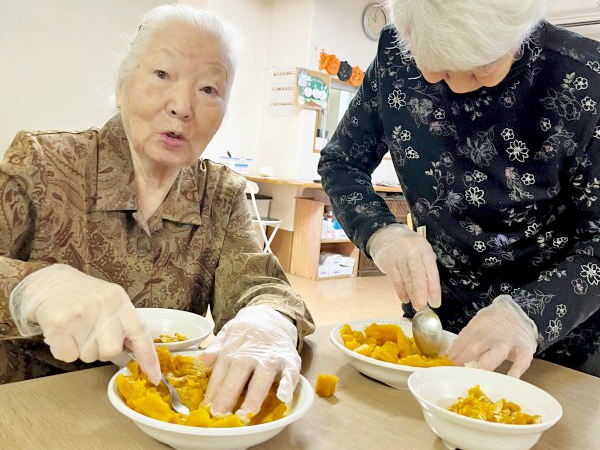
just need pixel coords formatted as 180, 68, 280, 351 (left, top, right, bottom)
244, 180, 281, 254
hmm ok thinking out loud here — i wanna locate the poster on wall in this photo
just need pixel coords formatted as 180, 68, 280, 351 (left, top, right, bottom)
269, 66, 296, 117
294, 68, 330, 110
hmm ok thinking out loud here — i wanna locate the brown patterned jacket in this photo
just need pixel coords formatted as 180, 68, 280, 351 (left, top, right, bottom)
0, 114, 314, 384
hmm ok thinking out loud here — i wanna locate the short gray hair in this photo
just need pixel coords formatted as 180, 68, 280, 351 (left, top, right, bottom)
117, 4, 243, 88
388, 0, 549, 72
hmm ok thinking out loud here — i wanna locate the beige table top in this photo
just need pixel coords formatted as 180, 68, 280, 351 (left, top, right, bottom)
1, 326, 598, 450
246, 175, 403, 193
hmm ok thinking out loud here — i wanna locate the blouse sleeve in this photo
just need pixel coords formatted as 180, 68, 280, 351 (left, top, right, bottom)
514, 122, 600, 352
318, 35, 398, 255
211, 182, 315, 349
0, 132, 52, 340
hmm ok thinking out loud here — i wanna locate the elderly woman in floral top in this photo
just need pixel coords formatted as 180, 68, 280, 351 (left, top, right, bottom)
319, 0, 600, 377
0, 4, 314, 419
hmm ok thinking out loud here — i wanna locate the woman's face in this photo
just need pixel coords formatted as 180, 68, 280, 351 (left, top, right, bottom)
116, 22, 232, 169
416, 52, 515, 94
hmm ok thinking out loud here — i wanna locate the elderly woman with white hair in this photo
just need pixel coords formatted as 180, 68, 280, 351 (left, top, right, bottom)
0, 4, 314, 418
319, 0, 600, 377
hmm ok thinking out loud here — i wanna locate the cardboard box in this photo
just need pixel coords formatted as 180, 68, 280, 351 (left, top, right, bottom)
319, 252, 341, 266
340, 256, 355, 268
333, 229, 348, 240
330, 265, 342, 277
340, 266, 353, 275
317, 264, 331, 278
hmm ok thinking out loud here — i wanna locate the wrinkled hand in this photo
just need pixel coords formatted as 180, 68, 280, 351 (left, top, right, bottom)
447, 295, 538, 378
199, 305, 300, 418
9, 264, 161, 384
367, 223, 441, 310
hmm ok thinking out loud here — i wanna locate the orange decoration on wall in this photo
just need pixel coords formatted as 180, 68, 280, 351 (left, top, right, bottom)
348, 66, 364, 87
319, 50, 340, 76
319, 49, 364, 86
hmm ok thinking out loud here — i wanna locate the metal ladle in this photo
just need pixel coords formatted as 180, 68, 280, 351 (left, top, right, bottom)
411, 225, 444, 357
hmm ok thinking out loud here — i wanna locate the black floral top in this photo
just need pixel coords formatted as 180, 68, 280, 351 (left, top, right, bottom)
319, 22, 600, 376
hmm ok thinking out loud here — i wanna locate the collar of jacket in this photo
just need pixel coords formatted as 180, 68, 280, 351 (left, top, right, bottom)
94, 114, 203, 227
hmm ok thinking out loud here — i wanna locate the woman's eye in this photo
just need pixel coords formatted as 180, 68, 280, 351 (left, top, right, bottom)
154, 70, 168, 79
201, 86, 216, 94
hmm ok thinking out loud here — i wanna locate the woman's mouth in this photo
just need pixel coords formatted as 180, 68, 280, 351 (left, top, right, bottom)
161, 132, 186, 148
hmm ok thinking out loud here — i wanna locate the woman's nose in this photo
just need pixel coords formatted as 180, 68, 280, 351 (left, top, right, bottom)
168, 87, 193, 120
444, 72, 480, 94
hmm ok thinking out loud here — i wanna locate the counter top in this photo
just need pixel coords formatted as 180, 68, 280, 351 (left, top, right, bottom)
246, 175, 403, 193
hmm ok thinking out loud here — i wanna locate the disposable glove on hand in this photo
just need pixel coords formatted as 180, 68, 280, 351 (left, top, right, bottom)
367, 223, 441, 310
199, 305, 300, 418
447, 295, 538, 378
9, 264, 161, 384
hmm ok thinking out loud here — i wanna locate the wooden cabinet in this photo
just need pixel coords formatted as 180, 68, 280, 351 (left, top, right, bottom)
290, 197, 409, 280
290, 198, 359, 280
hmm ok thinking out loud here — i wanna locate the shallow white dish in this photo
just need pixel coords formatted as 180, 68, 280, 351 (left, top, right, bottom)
111, 308, 212, 367
108, 350, 314, 450
329, 318, 457, 390
407, 366, 562, 450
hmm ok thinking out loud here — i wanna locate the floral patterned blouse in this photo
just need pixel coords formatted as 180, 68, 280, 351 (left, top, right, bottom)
0, 114, 314, 383
319, 22, 600, 376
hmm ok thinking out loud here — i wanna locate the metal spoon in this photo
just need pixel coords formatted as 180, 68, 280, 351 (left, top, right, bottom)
411, 225, 444, 357
122, 348, 190, 415
412, 305, 443, 357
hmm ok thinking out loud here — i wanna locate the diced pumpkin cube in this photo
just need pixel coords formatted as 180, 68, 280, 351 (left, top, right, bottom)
354, 343, 374, 356
340, 324, 354, 336
352, 331, 366, 344
396, 328, 413, 358
372, 341, 399, 364
342, 335, 361, 350
184, 407, 212, 427
363, 323, 383, 344
315, 374, 339, 397
374, 324, 400, 344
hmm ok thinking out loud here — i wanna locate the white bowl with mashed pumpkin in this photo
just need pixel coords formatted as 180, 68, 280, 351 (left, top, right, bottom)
107, 349, 314, 450
330, 318, 457, 390
111, 307, 213, 367
407, 366, 562, 450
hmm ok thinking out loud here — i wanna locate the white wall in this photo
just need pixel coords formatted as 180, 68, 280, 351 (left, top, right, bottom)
181, 0, 272, 164
253, 0, 315, 179
547, 0, 598, 13
0, 0, 166, 158
546, 0, 600, 40
297, 0, 398, 183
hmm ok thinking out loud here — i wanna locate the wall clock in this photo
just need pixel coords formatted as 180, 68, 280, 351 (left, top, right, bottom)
363, 3, 388, 41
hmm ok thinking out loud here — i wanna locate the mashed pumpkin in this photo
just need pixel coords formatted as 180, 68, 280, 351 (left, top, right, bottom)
340, 323, 453, 367
153, 333, 188, 343
448, 385, 542, 424
116, 347, 287, 427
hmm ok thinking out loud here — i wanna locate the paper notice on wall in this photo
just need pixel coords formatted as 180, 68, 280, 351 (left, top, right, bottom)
269, 66, 295, 116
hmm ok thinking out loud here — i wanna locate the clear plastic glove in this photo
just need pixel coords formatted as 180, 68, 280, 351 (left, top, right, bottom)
199, 305, 300, 418
447, 295, 538, 378
8, 264, 161, 384
367, 223, 441, 310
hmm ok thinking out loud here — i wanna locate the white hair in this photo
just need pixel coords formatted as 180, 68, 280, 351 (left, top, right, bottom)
117, 3, 243, 88
388, 0, 549, 72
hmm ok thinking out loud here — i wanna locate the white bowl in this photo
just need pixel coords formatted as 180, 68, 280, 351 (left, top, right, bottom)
108, 351, 314, 450
407, 366, 563, 450
329, 318, 457, 390
111, 308, 213, 367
